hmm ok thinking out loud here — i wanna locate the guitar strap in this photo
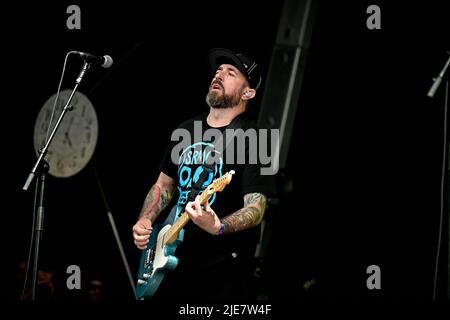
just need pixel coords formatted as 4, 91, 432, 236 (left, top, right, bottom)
222, 112, 249, 153
205, 112, 249, 168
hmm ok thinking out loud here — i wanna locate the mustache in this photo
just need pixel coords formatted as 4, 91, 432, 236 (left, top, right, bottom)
211, 79, 224, 90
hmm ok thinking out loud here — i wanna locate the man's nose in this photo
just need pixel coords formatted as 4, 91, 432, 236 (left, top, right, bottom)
215, 70, 224, 81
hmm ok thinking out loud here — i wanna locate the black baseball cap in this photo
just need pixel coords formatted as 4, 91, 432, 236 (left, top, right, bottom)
208, 48, 262, 91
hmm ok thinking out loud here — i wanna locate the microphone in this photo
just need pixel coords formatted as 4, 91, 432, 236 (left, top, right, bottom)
427, 51, 450, 98
74, 51, 113, 68
427, 77, 442, 98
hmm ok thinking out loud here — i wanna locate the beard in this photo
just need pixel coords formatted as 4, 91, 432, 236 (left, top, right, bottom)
205, 88, 242, 109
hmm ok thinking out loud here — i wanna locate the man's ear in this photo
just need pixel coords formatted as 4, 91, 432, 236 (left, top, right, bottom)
242, 89, 256, 100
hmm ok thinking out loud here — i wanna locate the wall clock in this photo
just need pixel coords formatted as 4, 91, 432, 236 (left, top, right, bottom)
33, 89, 99, 178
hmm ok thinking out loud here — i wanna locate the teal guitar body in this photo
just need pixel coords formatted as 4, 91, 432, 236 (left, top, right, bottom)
134, 170, 235, 300
135, 206, 183, 300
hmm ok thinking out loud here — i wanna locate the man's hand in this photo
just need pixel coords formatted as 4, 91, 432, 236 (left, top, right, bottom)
132, 217, 153, 250
185, 195, 221, 235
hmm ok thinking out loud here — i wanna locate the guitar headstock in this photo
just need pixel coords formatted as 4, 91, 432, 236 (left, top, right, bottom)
203, 170, 235, 197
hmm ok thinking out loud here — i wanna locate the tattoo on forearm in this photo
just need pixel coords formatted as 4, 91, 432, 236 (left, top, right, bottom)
160, 190, 171, 210
139, 184, 173, 221
244, 192, 265, 207
222, 193, 267, 233
141, 185, 159, 216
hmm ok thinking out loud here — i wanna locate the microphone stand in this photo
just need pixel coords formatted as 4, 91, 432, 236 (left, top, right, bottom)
427, 51, 450, 300
22, 61, 91, 300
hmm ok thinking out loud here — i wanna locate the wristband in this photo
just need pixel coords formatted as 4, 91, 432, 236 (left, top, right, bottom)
216, 222, 225, 235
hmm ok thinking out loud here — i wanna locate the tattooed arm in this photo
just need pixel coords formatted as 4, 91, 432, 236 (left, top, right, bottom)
138, 172, 176, 223
184, 192, 267, 235
133, 172, 176, 249
221, 193, 267, 233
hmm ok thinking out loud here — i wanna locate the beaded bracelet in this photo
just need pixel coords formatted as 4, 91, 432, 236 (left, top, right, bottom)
216, 222, 225, 235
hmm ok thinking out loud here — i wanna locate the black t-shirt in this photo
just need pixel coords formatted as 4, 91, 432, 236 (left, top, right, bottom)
159, 112, 276, 263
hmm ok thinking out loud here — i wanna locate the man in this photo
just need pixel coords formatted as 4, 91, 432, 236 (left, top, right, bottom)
132, 48, 276, 300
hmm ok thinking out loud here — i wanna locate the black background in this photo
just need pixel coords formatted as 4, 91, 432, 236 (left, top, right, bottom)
1, 0, 449, 303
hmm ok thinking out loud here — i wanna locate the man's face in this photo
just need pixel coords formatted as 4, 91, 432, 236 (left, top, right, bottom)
206, 64, 247, 109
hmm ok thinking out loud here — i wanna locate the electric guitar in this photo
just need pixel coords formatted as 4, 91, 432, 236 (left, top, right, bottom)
135, 170, 235, 300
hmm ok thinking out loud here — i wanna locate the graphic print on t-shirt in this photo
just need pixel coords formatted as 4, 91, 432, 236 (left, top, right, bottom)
176, 141, 223, 207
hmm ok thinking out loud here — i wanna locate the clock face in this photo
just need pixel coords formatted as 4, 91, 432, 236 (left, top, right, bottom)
33, 89, 98, 178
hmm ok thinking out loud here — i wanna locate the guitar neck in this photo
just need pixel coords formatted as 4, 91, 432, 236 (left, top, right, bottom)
163, 190, 211, 245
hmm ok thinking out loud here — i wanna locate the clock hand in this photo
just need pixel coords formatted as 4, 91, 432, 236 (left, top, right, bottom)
64, 131, 73, 147
63, 117, 75, 147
